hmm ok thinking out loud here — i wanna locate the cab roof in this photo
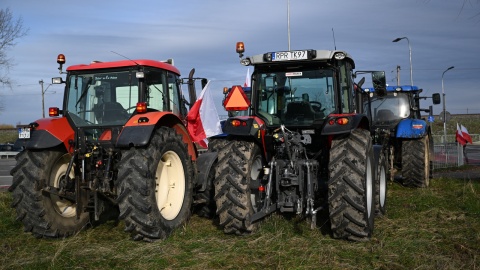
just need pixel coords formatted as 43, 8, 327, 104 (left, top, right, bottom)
66, 59, 180, 75
365, 85, 421, 93
247, 50, 355, 69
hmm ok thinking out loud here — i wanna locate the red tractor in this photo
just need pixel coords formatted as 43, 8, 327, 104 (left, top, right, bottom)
209, 42, 387, 241
9, 54, 217, 241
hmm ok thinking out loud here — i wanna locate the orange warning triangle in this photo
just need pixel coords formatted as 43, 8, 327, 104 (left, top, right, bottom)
223, 85, 250, 111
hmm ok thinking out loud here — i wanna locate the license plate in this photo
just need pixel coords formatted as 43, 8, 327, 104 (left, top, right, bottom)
272, 50, 308, 61
18, 127, 30, 139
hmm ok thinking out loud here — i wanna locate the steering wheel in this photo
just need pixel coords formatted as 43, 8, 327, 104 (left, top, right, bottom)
126, 106, 137, 113
309, 101, 324, 113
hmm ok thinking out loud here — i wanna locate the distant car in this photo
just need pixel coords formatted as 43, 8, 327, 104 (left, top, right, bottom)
0, 143, 21, 158
0, 143, 22, 152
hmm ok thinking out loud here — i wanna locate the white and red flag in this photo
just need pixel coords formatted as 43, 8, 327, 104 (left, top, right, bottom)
186, 80, 222, 148
456, 123, 468, 146
461, 124, 473, 144
244, 68, 251, 88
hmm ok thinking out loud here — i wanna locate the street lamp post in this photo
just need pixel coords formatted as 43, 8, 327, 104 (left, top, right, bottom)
441, 66, 455, 147
393, 37, 413, 86
39, 79, 53, 118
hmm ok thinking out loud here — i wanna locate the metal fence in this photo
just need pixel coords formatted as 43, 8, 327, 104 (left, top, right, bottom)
432, 143, 463, 169
432, 134, 480, 144
432, 135, 478, 169
0, 129, 475, 170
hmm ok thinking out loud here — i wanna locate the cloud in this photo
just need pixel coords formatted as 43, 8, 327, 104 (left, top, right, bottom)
1, 0, 479, 125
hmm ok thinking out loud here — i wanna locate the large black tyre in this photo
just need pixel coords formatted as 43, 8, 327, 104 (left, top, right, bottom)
401, 135, 430, 188
117, 127, 194, 241
194, 138, 228, 218
374, 149, 387, 216
328, 129, 375, 241
214, 139, 264, 235
8, 150, 90, 238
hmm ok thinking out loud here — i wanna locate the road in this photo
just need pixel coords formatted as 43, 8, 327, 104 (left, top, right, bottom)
0, 158, 15, 190
466, 144, 480, 164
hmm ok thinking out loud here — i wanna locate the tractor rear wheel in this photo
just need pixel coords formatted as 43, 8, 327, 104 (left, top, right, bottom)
328, 129, 375, 241
117, 127, 194, 241
402, 136, 430, 187
214, 139, 264, 235
9, 150, 90, 238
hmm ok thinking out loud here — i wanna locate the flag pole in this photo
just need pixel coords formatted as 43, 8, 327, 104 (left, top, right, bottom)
287, 0, 291, 50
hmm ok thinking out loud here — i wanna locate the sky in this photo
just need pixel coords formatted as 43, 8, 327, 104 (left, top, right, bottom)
1, 0, 479, 126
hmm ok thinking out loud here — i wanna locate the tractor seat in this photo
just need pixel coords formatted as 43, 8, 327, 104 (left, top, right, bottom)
376, 109, 395, 122
94, 102, 129, 123
285, 101, 315, 121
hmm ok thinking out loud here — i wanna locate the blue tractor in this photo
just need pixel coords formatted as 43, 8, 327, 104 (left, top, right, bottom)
364, 85, 441, 187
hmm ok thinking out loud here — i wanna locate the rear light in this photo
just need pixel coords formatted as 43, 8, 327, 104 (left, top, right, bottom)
336, 117, 349, 125
328, 117, 349, 125
136, 102, 147, 113
231, 119, 247, 127
49, 107, 59, 117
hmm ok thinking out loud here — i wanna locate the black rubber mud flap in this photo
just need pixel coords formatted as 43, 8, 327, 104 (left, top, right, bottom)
195, 151, 218, 192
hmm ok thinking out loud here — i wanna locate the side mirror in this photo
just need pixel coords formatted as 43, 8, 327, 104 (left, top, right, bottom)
372, 71, 387, 97
432, 93, 441, 105
52, 77, 64, 84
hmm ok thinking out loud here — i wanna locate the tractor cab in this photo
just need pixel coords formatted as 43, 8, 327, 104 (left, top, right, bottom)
364, 85, 440, 130
225, 42, 357, 130
49, 54, 188, 145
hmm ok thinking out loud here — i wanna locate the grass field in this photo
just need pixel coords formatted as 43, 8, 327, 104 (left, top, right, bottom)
1, 169, 479, 270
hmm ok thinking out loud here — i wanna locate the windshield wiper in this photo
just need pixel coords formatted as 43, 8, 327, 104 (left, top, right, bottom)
75, 77, 93, 108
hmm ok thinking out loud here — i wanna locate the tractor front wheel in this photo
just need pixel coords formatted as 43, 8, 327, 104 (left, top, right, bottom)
402, 136, 430, 187
117, 127, 194, 241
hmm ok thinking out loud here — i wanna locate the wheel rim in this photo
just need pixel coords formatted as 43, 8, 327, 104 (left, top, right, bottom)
155, 150, 185, 220
50, 154, 77, 218
424, 138, 430, 186
379, 164, 387, 208
366, 155, 373, 219
250, 155, 263, 211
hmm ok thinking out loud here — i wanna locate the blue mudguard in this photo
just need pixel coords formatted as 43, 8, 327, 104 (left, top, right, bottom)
396, 119, 427, 138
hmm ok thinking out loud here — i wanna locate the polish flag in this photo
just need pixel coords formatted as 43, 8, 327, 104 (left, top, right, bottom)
186, 80, 222, 148
456, 123, 467, 146
244, 68, 251, 88
461, 124, 473, 144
